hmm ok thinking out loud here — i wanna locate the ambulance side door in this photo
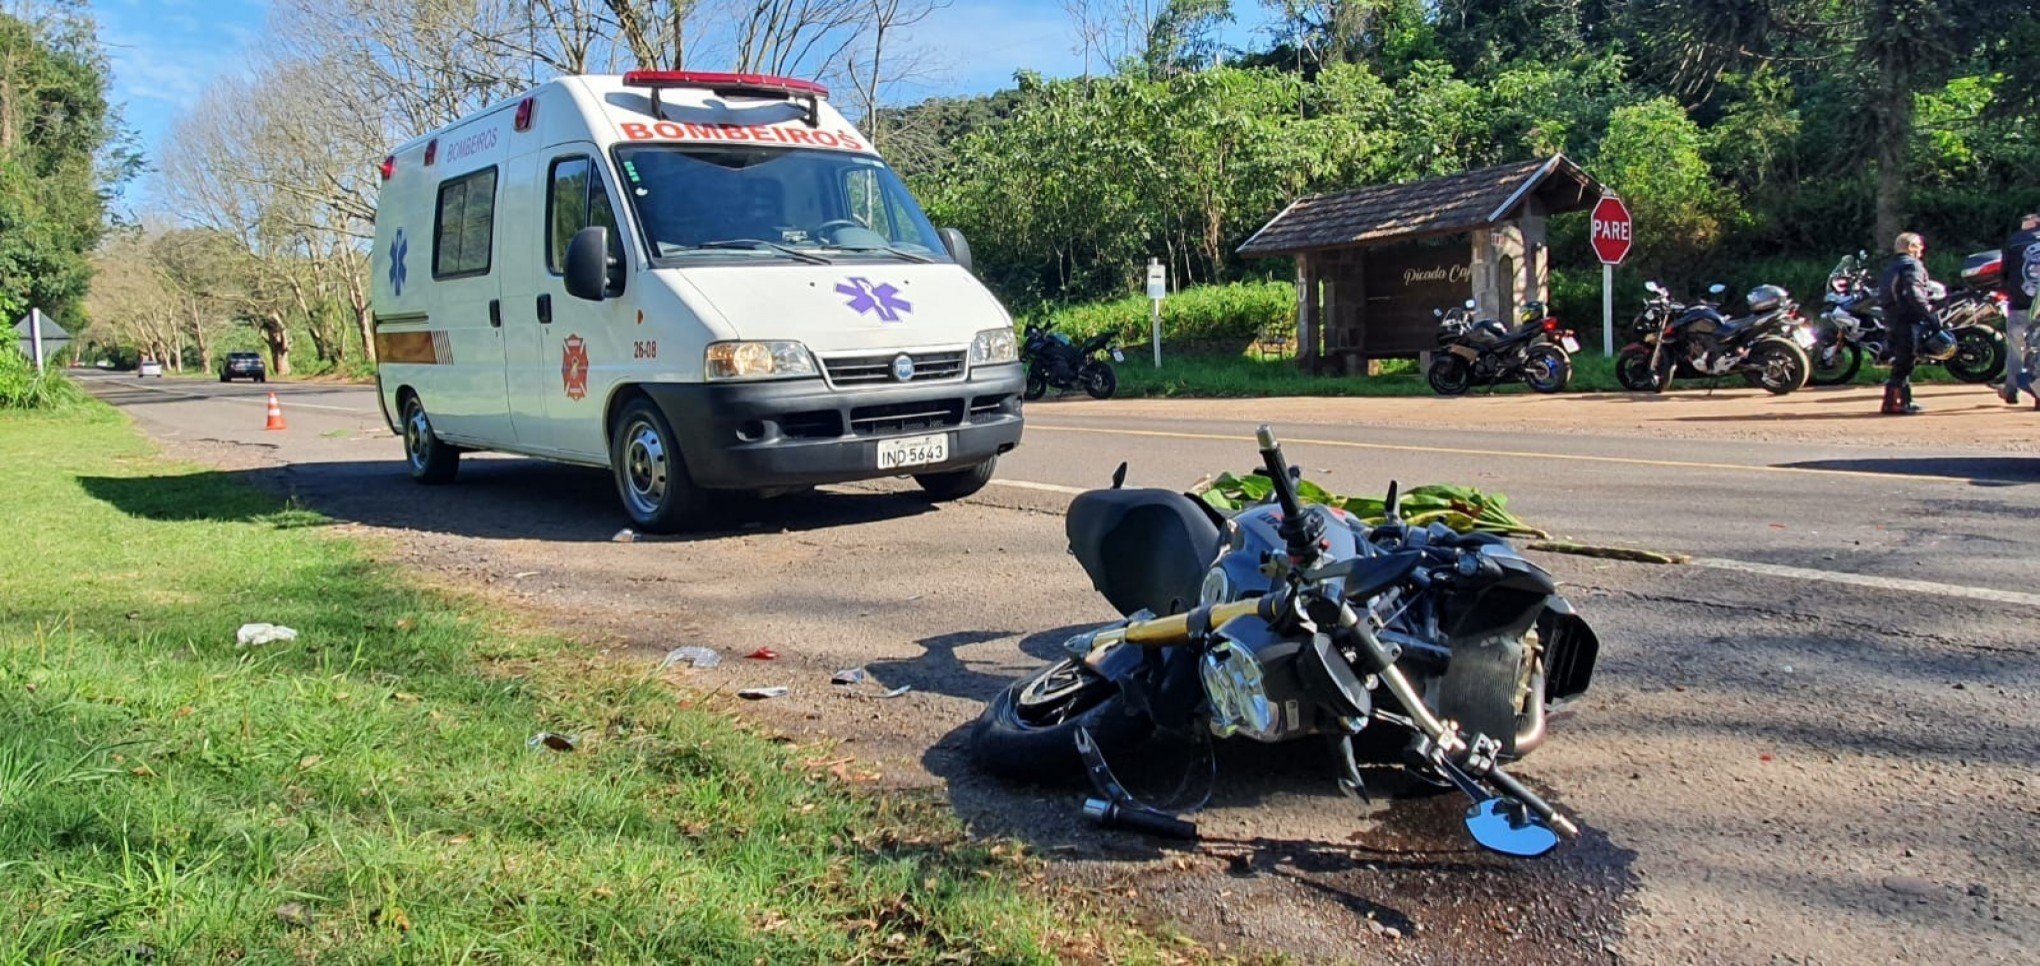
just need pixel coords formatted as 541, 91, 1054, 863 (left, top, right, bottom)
502, 145, 630, 458
498, 151, 557, 453
424, 165, 512, 444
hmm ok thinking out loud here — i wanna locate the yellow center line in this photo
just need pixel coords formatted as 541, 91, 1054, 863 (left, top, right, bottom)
1027, 422, 2016, 487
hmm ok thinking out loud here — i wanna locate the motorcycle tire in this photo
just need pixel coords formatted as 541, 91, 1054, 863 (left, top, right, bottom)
970, 658, 1152, 784
1745, 339, 1810, 395
1023, 367, 1048, 401
1427, 355, 1473, 395
1942, 325, 2005, 384
1615, 345, 1664, 392
1808, 335, 1863, 386
1081, 362, 1118, 399
1522, 345, 1572, 394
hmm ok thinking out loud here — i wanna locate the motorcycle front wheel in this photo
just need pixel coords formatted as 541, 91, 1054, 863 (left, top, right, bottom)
1808, 335, 1863, 386
1943, 326, 2005, 383
1522, 345, 1572, 393
1023, 366, 1049, 401
1615, 345, 1665, 392
1427, 354, 1473, 395
970, 658, 1150, 783
1081, 361, 1118, 399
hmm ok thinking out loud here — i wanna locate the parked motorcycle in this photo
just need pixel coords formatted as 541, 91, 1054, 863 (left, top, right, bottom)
970, 428, 1598, 856
1426, 299, 1578, 395
1022, 324, 1122, 400
1810, 251, 2006, 386
1617, 281, 1813, 394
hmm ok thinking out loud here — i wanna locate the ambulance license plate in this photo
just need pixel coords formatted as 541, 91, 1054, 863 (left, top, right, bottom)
878, 433, 949, 470
1560, 335, 1581, 353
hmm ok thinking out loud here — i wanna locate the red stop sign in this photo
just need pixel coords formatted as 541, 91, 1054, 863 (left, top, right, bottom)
1591, 196, 1633, 265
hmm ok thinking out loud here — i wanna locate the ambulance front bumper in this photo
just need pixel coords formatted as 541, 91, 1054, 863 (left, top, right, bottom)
640, 365, 1025, 489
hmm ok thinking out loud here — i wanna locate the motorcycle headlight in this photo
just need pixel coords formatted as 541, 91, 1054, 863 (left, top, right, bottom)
969, 327, 1019, 366
705, 341, 817, 381
1200, 640, 1277, 740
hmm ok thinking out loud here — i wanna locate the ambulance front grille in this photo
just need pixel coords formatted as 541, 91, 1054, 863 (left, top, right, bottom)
822, 350, 967, 386
850, 399, 964, 436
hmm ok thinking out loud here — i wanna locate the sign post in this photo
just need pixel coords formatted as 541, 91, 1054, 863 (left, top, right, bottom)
1590, 196, 1633, 356
29, 308, 44, 375
1146, 258, 1167, 369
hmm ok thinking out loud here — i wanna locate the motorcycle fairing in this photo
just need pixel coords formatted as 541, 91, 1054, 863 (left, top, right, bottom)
1066, 488, 1223, 618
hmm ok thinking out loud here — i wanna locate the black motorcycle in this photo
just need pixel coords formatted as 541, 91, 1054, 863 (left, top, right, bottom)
1617, 281, 1812, 394
1022, 324, 1122, 400
1810, 251, 2006, 386
1426, 299, 1578, 395
970, 428, 1597, 856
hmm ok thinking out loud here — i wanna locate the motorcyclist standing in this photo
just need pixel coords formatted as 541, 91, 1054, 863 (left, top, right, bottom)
2000, 213, 2040, 409
1879, 232, 1935, 415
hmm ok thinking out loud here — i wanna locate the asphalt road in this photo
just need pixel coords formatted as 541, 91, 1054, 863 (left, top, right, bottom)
78, 371, 2039, 963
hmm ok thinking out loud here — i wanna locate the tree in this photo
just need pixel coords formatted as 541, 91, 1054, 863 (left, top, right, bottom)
1593, 97, 1728, 281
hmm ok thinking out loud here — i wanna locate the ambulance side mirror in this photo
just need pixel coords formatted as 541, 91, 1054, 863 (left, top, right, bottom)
939, 228, 973, 273
565, 226, 616, 302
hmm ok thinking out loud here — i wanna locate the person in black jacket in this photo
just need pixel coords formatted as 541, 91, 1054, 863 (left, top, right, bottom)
2001, 213, 2040, 408
1879, 232, 1935, 415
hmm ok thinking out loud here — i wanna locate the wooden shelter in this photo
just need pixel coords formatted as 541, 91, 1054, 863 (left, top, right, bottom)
1238, 155, 1602, 373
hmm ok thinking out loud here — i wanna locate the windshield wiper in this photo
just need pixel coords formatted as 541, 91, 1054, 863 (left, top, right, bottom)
692, 239, 833, 265
833, 244, 934, 264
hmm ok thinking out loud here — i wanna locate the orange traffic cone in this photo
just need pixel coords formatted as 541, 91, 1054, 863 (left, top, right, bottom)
264, 392, 287, 431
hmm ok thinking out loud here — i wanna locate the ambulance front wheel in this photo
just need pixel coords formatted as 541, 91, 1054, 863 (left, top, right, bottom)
611, 397, 708, 533
914, 456, 996, 502
402, 395, 460, 485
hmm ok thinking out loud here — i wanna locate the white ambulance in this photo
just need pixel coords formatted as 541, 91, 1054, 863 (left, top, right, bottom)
371, 71, 1024, 532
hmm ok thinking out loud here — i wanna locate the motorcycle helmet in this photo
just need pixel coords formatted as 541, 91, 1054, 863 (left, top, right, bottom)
1746, 284, 1789, 313
1918, 327, 1958, 362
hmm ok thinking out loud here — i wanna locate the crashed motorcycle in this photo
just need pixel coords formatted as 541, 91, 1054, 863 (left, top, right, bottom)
1022, 324, 1122, 400
970, 428, 1598, 857
1811, 251, 2006, 386
1426, 299, 1578, 395
1616, 280, 1813, 394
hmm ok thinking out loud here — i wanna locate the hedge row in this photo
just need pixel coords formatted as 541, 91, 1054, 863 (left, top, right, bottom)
1023, 280, 1295, 354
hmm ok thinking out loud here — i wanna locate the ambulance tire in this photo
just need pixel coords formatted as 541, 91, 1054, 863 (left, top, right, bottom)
610, 397, 707, 533
914, 456, 996, 502
401, 394, 460, 485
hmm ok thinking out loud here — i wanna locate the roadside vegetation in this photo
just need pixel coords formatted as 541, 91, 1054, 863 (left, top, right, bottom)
0, 405, 1180, 960
0, 347, 87, 410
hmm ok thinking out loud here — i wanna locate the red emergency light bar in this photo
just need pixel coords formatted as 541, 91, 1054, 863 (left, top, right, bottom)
622, 70, 827, 128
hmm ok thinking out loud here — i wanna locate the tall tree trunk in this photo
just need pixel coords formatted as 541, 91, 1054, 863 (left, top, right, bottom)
1872, 64, 1909, 255
262, 310, 293, 376
350, 269, 376, 365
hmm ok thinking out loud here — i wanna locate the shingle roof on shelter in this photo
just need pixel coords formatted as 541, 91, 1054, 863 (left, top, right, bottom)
1237, 155, 1600, 257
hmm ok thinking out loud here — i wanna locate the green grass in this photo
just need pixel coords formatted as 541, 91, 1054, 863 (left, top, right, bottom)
0, 406, 1179, 961
1115, 351, 1630, 398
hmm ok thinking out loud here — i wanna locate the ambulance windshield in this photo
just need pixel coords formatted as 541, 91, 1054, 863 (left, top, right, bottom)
614, 146, 950, 263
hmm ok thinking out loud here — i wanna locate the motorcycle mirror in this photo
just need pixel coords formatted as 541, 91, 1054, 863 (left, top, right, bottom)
1708, 283, 1727, 296
1645, 280, 1662, 294
1433, 308, 1443, 318
1463, 797, 1561, 858
1383, 480, 1401, 522
1464, 299, 1477, 310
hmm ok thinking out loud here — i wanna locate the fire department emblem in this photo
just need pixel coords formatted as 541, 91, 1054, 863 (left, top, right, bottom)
561, 334, 590, 401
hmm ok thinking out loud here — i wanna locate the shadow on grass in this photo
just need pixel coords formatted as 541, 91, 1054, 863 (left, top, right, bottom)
75, 459, 946, 543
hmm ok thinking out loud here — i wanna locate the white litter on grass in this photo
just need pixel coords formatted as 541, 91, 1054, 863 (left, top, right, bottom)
878, 685, 912, 699
662, 646, 721, 669
236, 623, 298, 647
739, 686, 790, 700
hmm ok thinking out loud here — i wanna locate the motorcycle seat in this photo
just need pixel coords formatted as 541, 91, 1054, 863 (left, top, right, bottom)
1066, 488, 1223, 618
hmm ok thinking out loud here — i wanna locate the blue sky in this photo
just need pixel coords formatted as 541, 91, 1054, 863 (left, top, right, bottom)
92, 0, 1275, 209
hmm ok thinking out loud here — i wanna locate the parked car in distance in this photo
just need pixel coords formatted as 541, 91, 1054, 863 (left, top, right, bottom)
220, 351, 267, 383
137, 358, 165, 378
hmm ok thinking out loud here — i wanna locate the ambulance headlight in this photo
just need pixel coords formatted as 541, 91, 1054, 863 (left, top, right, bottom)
705, 341, 818, 381
969, 327, 1019, 366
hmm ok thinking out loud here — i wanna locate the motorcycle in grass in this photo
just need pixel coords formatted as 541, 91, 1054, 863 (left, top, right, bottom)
970, 428, 1598, 856
1426, 299, 1578, 395
1617, 280, 1813, 394
1810, 251, 2006, 386
1022, 324, 1122, 400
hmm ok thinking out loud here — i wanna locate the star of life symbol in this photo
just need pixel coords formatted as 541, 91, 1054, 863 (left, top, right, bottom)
388, 229, 409, 296
835, 277, 912, 322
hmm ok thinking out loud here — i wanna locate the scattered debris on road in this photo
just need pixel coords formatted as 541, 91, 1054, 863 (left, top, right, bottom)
831, 667, 867, 685
611, 528, 637, 543
739, 686, 790, 700
1526, 540, 1690, 565
661, 646, 721, 669
746, 647, 780, 661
